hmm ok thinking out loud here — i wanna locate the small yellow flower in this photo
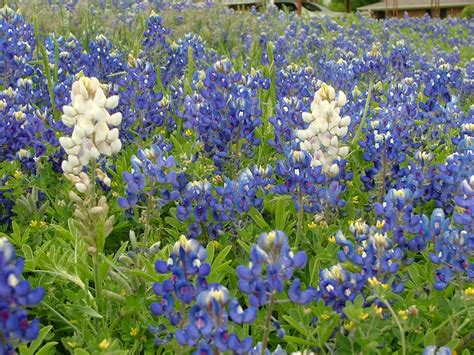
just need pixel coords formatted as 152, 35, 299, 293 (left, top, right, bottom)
112, 192, 119, 198
464, 287, 474, 298
185, 129, 193, 137
376, 220, 385, 229
307, 222, 317, 229
39, 221, 48, 228
303, 307, 312, 315
344, 320, 355, 331
67, 341, 78, 348
14, 170, 23, 179
359, 312, 369, 321
29, 220, 38, 227
55, 131, 60, 137
328, 236, 336, 243
130, 327, 139, 337
368, 277, 380, 287
373, 306, 383, 317
398, 310, 409, 321
120, 289, 127, 297
381, 283, 390, 290
351, 196, 359, 204
99, 339, 110, 350
320, 313, 330, 321
210, 240, 220, 249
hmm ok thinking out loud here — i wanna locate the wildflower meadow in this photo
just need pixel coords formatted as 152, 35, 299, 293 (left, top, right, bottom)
0, 0, 473, 354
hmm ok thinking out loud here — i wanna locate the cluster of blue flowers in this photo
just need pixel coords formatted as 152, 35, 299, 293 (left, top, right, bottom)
182, 59, 263, 173
118, 136, 181, 211
0, 238, 44, 352
151, 235, 256, 352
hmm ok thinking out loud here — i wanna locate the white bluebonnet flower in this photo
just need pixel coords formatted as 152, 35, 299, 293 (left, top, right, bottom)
59, 75, 122, 175
296, 83, 350, 176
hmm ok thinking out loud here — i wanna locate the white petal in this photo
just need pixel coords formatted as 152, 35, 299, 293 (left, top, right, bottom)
108, 112, 122, 126
105, 95, 119, 109
94, 87, 107, 107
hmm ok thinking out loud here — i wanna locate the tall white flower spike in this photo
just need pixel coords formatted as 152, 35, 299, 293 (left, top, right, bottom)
60, 74, 122, 175
296, 83, 351, 176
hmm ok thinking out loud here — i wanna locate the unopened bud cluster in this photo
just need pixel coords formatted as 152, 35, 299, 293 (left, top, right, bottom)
69, 191, 115, 252
296, 83, 350, 176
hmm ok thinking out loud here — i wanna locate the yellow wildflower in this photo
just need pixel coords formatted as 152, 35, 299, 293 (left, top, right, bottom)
320, 313, 330, 321
359, 312, 369, 321
398, 310, 409, 321
99, 339, 110, 350
464, 287, 474, 298
368, 277, 380, 287
14, 170, 23, 179
67, 341, 78, 348
130, 327, 139, 337
374, 306, 383, 317
344, 320, 355, 331
307, 222, 317, 229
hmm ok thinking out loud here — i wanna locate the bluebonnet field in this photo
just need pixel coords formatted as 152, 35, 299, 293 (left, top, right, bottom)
0, 0, 473, 353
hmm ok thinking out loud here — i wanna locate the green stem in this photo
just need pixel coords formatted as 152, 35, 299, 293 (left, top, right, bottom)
89, 160, 103, 316
93, 253, 103, 316
352, 76, 374, 146
381, 298, 406, 355
295, 187, 304, 247
261, 293, 276, 355
142, 190, 154, 253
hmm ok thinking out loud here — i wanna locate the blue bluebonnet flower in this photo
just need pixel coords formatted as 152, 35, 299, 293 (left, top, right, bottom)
428, 211, 473, 290
151, 236, 255, 352
176, 179, 225, 239
182, 59, 262, 173
336, 223, 404, 294
0, 238, 44, 353
453, 176, 474, 232
422, 345, 452, 355
237, 231, 314, 307
274, 149, 340, 213
118, 136, 179, 211
0, 6, 35, 87
317, 264, 365, 313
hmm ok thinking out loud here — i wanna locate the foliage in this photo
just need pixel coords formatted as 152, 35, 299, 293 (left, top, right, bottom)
0, 0, 473, 354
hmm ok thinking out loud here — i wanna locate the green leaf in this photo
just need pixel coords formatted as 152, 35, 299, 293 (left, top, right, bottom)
318, 314, 341, 346
19, 325, 54, 355
212, 245, 232, 268
65, 305, 103, 319
424, 330, 435, 347
284, 335, 319, 347
275, 198, 288, 231
206, 242, 215, 265
248, 207, 270, 229
36, 342, 59, 355
282, 315, 309, 337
